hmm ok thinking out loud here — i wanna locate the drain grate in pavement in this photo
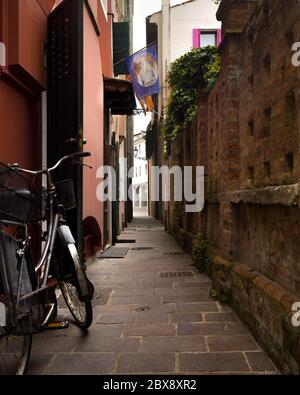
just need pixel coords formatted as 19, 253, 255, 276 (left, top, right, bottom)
136, 226, 151, 231
163, 252, 185, 256
159, 271, 194, 278
131, 247, 154, 251
100, 247, 128, 258
93, 288, 113, 306
115, 239, 136, 244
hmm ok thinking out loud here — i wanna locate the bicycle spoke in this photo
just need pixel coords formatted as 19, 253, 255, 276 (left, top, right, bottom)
61, 282, 87, 324
0, 334, 30, 375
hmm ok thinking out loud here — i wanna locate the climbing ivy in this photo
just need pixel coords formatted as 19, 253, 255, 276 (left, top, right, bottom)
192, 233, 212, 272
162, 46, 220, 142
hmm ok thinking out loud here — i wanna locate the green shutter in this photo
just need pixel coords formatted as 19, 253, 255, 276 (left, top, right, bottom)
113, 22, 129, 76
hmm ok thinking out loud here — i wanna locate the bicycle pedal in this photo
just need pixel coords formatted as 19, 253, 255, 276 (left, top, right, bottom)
44, 320, 69, 330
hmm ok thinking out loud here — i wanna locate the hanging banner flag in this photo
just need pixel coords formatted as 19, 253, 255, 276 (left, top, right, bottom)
126, 43, 160, 100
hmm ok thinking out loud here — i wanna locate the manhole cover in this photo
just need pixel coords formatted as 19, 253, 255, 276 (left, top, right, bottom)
135, 306, 151, 312
136, 226, 151, 231
93, 288, 113, 306
163, 252, 185, 256
159, 271, 194, 278
131, 247, 154, 251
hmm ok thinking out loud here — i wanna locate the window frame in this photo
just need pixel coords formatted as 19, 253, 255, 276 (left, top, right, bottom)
200, 30, 218, 47
193, 28, 222, 48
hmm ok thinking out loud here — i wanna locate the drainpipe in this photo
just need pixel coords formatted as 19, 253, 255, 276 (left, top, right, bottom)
0, 42, 6, 67
161, 0, 171, 227
161, 0, 170, 109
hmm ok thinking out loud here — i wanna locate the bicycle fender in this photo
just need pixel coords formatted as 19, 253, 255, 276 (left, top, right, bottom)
57, 225, 75, 246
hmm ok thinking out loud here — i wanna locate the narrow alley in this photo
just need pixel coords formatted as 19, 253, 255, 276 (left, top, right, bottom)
28, 213, 277, 375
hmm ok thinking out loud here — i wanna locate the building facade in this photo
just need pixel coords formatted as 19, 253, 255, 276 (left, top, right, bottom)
0, 0, 135, 258
146, 0, 221, 221
132, 131, 148, 209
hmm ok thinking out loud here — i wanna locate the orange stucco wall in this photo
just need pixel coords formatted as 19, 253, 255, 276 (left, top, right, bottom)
83, 1, 105, 249
98, 0, 113, 77
0, 0, 53, 167
0, 79, 41, 168
0, 0, 112, 253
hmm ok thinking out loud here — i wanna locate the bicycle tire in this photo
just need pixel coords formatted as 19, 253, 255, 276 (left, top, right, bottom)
58, 244, 93, 329
0, 333, 32, 375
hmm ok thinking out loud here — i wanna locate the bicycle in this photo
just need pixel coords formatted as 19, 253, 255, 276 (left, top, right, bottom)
0, 152, 94, 375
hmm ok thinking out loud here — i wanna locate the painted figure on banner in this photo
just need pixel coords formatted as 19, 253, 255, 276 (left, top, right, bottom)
126, 44, 160, 100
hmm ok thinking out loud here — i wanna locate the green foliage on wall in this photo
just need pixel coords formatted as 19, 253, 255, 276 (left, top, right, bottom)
162, 46, 220, 142
192, 233, 212, 272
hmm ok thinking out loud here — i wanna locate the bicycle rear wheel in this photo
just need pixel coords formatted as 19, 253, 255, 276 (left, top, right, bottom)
0, 332, 32, 375
58, 244, 93, 329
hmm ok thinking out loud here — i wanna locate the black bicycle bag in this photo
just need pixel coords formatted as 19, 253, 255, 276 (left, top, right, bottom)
0, 231, 43, 335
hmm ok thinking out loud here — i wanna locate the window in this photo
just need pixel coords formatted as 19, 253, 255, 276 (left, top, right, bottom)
201, 31, 217, 47
193, 29, 221, 48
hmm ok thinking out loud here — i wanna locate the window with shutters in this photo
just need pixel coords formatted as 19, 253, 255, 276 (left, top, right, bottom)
113, 22, 129, 76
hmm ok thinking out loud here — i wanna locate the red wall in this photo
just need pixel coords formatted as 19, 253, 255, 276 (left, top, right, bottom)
0, 0, 54, 167
98, 0, 113, 78
83, 1, 105, 252
0, 79, 41, 168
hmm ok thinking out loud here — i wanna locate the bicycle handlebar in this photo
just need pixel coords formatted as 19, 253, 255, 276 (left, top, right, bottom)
49, 151, 91, 172
73, 152, 91, 159
11, 152, 91, 175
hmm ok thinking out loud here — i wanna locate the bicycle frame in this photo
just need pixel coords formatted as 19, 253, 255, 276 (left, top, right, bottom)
0, 176, 59, 323
0, 152, 91, 327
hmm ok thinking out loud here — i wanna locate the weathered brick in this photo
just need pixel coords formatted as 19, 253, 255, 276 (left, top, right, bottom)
164, 0, 300, 375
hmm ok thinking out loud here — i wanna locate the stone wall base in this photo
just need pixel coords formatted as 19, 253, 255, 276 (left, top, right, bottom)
209, 252, 300, 374
170, 226, 300, 374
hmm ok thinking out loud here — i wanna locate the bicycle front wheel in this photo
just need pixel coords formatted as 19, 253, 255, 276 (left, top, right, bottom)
0, 333, 32, 375
59, 281, 93, 329
58, 244, 93, 329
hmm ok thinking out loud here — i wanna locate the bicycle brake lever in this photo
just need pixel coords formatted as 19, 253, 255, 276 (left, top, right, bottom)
72, 160, 93, 170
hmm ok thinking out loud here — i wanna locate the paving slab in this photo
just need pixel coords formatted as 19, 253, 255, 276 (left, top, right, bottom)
28, 214, 278, 375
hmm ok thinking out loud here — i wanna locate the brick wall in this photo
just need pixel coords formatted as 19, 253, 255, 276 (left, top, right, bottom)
167, 0, 300, 374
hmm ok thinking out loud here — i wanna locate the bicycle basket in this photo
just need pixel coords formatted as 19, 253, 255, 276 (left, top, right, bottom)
0, 162, 46, 223
55, 179, 76, 211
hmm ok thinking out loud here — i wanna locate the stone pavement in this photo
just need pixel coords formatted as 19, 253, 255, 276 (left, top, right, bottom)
28, 214, 278, 375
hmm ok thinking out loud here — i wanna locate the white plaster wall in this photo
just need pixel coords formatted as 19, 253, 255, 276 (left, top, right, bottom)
133, 137, 148, 187
170, 0, 221, 62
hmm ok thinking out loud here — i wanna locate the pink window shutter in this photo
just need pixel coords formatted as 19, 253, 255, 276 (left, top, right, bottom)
193, 29, 200, 48
217, 29, 222, 46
